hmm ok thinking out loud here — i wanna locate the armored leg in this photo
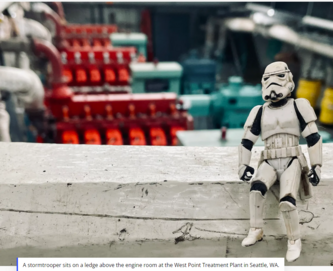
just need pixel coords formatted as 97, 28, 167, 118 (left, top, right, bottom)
242, 161, 277, 247
279, 158, 302, 262
242, 189, 265, 247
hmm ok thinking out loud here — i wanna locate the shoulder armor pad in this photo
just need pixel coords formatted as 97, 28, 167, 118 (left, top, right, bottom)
295, 98, 317, 123
244, 105, 262, 128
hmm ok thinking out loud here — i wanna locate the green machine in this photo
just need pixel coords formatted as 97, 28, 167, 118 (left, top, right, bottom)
179, 76, 263, 130
180, 94, 213, 130
110, 33, 148, 57
212, 76, 262, 128
129, 62, 183, 94
180, 52, 217, 95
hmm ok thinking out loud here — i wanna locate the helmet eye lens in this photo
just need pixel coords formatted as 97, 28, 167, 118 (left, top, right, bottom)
264, 77, 269, 81
277, 74, 285, 78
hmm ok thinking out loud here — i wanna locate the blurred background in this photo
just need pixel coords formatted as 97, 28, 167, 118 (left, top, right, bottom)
1, 1, 333, 147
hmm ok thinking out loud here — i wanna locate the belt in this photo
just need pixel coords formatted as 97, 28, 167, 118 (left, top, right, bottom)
262, 146, 302, 160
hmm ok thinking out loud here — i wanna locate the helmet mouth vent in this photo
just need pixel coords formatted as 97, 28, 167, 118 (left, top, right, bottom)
267, 82, 282, 88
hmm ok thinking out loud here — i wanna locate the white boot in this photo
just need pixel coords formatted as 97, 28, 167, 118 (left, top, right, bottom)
249, 190, 266, 228
242, 228, 264, 247
242, 190, 266, 247
286, 239, 302, 262
280, 200, 302, 262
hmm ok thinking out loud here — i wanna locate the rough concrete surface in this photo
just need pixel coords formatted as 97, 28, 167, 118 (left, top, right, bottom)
0, 143, 332, 266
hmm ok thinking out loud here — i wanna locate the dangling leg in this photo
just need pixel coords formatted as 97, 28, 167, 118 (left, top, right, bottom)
279, 158, 302, 262
242, 182, 266, 247
242, 161, 277, 247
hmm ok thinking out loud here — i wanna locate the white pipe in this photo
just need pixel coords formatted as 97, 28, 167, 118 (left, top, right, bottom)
225, 18, 255, 33
268, 24, 333, 59
30, 2, 57, 37
0, 67, 45, 110
303, 15, 333, 32
225, 18, 333, 60
31, 2, 54, 13
0, 101, 11, 142
22, 18, 52, 41
5, 3, 52, 41
246, 3, 271, 14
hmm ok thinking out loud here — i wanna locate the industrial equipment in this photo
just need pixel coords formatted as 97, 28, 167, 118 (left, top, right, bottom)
110, 33, 147, 58
129, 62, 183, 95
180, 76, 262, 129
180, 51, 217, 95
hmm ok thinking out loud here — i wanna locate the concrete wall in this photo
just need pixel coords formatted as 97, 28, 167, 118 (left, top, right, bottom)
0, 143, 332, 266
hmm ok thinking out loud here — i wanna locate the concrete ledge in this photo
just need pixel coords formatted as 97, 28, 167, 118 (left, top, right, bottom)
0, 143, 333, 266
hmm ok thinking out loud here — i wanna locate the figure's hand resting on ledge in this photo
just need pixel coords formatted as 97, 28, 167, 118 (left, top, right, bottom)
238, 165, 254, 182
308, 165, 321, 186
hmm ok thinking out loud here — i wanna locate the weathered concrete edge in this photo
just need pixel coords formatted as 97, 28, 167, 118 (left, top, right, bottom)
1, 142, 332, 184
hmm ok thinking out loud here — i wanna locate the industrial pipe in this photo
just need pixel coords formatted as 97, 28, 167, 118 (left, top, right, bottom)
50, 2, 66, 22
33, 38, 72, 99
23, 18, 52, 41
43, 9, 63, 39
268, 24, 333, 59
225, 18, 255, 33
0, 101, 11, 142
42, 9, 69, 48
33, 38, 63, 82
225, 18, 333, 60
0, 66, 44, 110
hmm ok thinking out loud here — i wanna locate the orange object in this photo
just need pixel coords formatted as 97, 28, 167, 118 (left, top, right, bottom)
81, 39, 91, 49
84, 129, 101, 144
104, 69, 116, 83
106, 129, 123, 145
84, 105, 92, 121
62, 130, 79, 144
129, 128, 146, 145
72, 39, 81, 48
93, 39, 103, 48
150, 127, 167, 146
76, 69, 87, 83
63, 69, 73, 83
149, 103, 156, 117
62, 105, 70, 121
170, 103, 179, 117
105, 104, 114, 120
128, 104, 136, 119
90, 68, 101, 83
103, 39, 111, 47
137, 53, 146, 63
118, 68, 129, 82
170, 127, 185, 146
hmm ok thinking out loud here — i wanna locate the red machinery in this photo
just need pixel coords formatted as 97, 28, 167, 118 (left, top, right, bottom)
47, 93, 193, 146
42, 4, 141, 94
33, 4, 192, 146
63, 24, 117, 49
33, 38, 192, 146
42, 6, 117, 50
60, 47, 136, 93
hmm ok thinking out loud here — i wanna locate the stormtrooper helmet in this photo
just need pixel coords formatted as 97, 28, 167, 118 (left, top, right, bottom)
261, 61, 295, 102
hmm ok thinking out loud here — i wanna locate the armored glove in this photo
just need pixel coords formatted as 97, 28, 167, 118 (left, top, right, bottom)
238, 165, 254, 181
308, 165, 321, 186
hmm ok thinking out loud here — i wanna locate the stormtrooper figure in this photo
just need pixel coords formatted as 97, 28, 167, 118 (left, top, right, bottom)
238, 62, 322, 262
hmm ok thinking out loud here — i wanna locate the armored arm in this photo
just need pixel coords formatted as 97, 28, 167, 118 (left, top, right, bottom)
238, 105, 262, 181
294, 98, 323, 186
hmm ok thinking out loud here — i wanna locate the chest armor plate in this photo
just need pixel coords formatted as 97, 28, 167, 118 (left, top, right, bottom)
261, 99, 300, 140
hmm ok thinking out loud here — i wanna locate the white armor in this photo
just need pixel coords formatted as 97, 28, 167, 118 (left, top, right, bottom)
238, 62, 323, 262
261, 99, 300, 140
